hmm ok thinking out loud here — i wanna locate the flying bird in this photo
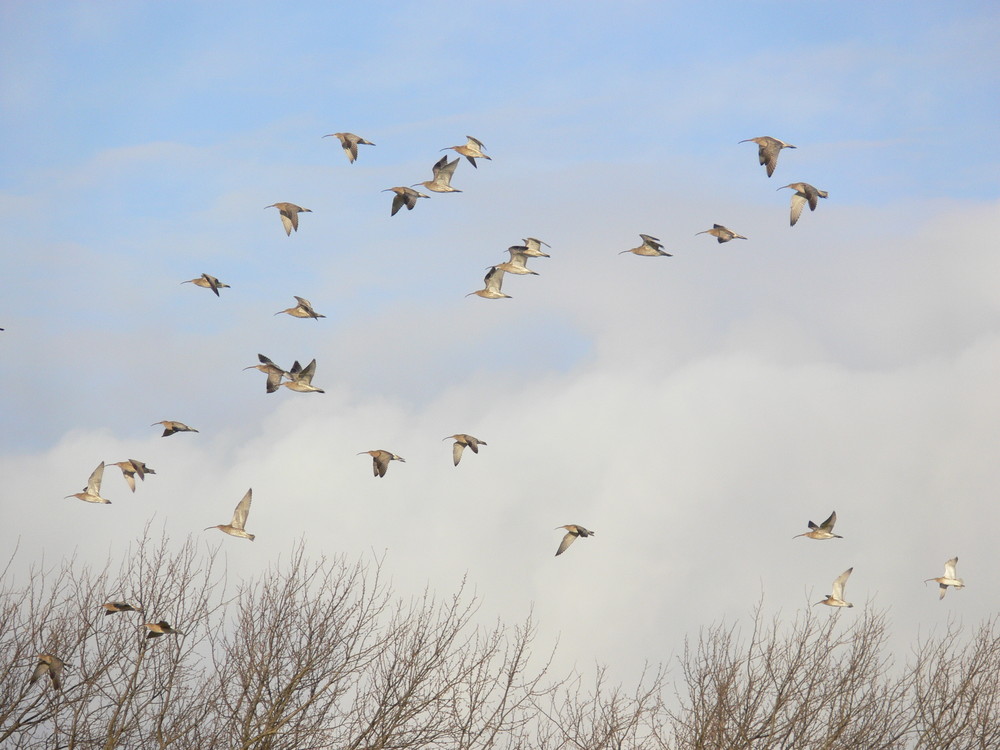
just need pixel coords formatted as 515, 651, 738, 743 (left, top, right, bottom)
924, 557, 965, 600
444, 434, 487, 466
778, 182, 828, 226
66, 462, 111, 504
414, 155, 461, 193
152, 421, 199, 437
280, 358, 325, 393
739, 136, 796, 177
181, 273, 230, 296
206, 488, 256, 541
107, 459, 156, 493
816, 567, 854, 608
555, 525, 594, 556
358, 450, 405, 478
29, 654, 66, 690
442, 136, 491, 168
793, 511, 842, 540
382, 186, 430, 216
323, 132, 375, 163
466, 266, 511, 299
696, 224, 748, 243
520, 237, 551, 257
494, 247, 539, 276
266, 202, 312, 235
103, 601, 142, 615
275, 296, 326, 320
144, 621, 183, 638
244, 353, 290, 394
620, 234, 671, 257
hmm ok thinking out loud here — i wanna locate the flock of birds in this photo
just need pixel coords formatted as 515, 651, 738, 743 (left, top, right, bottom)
28, 131, 960, 690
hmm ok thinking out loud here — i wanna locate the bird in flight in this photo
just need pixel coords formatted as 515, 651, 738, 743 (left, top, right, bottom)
358, 450, 405, 478
793, 511, 842, 540
555, 525, 594, 556
66, 462, 111, 504
620, 234, 671, 257
816, 567, 854, 608
778, 182, 828, 226
181, 273, 230, 296
442, 136, 491, 168
266, 202, 312, 235
739, 136, 796, 177
924, 557, 965, 600
444, 434, 487, 466
323, 132, 375, 163
206, 488, 256, 541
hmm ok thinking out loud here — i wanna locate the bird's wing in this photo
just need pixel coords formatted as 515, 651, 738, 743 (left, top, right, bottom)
805, 186, 820, 211
279, 212, 294, 235
831, 568, 852, 599
555, 532, 577, 556
485, 267, 505, 293
128, 459, 146, 480
231, 489, 253, 529
390, 192, 405, 216
204, 274, 221, 296
789, 194, 807, 226
88, 462, 105, 494
29, 660, 48, 685
374, 453, 388, 477
820, 511, 837, 531
467, 438, 480, 453
760, 142, 780, 176
944, 557, 958, 578
294, 296, 313, 308
345, 139, 359, 162
466, 136, 485, 150
265, 369, 283, 393
123, 472, 136, 492
452, 442, 465, 466
298, 359, 317, 385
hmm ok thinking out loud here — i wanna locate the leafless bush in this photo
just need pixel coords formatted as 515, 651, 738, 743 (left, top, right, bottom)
3, 536, 1000, 749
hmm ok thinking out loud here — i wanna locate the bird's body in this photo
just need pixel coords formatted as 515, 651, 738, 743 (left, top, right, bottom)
924, 557, 965, 600
323, 132, 375, 163
275, 295, 325, 320
793, 511, 842, 540
620, 234, 671, 257
740, 136, 796, 177
103, 601, 142, 615
280, 358, 324, 393
108, 459, 156, 493
30, 654, 65, 690
152, 421, 198, 437
181, 273, 230, 296
444, 434, 487, 466
442, 136, 491, 168
266, 203, 312, 235
467, 266, 510, 299
555, 525, 594, 556
144, 621, 183, 638
520, 238, 551, 257
415, 155, 461, 193
66, 462, 111, 504
696, 224, 748, 243
358, 450, 405, 478
383, 186, 429, 216
495, 248, 539, 276
244, 353, 290, 394
206, 488, 256, 541
816, 567, 854, 608
778, 183, 828, 226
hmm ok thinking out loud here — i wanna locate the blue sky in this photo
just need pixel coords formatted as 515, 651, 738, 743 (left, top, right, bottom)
2, 1, 999, 681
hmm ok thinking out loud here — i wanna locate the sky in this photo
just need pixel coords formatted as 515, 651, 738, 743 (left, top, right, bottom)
1, 1, 999, 687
